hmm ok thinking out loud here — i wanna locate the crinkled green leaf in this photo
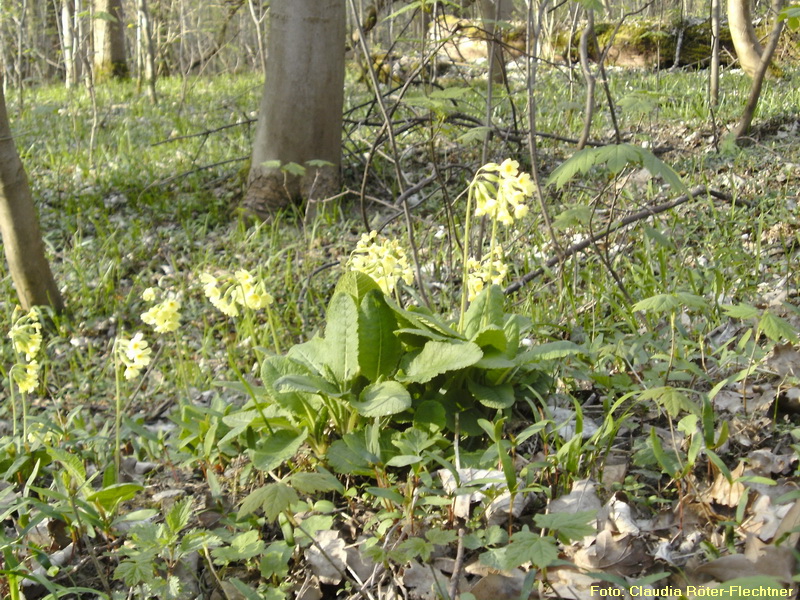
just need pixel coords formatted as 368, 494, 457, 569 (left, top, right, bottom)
358, 290, 402, 381
324, 292, 360, 384
468, 379, 515, 409
288, 471, 344, 495
534, 510, 596, 541
351, 381, 411, 417
399, 340, 483, 383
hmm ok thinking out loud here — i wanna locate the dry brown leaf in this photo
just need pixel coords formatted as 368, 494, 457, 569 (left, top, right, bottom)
402, 560, 449, 600
547, 479, 602, 515
704, 461, 746, 507
766, 343, 800, 377
573, 530, 651, 576
305, 530, 347, 585
470, 572, 529, 600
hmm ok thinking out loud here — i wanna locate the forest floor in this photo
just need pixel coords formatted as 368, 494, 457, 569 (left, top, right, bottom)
1, 63, 800, 600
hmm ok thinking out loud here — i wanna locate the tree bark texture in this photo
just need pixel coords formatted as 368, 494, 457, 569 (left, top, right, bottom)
244, 0, 346, 218
728, 0, 762, 77
93, 0, 128, 80
0, 78, 64, 312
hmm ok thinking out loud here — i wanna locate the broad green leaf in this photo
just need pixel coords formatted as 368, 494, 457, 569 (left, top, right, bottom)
468, 379, 515, 409
274, 373, 340, 396
399, 340, 483, 383
391, 537, 434, 562
47, 448, 86, 483
286, 337, 328, 374
759, 311, 798, 343
334, 270, 381, 302
505, 529, 559, 569
281, 162, 306, 176
639, 386, 698, 417
426, 528, 458, 545
463, 285, 504, 339
288, 471, 344, 495
633, 293, 681, 313
472, 326, 508, 352
260, 541, 293, 579
649, 428, 681, 477
251, 429, 307, 472
358, 290, 402, 381
521, 340, 582, 361
457, 126, 491, 143
180, 531, 222, 554
351, 381, 411, 417
212, 530, 265, 564
86, 483, 143, 510
326, 434, 376, 476
534, 510, 596, 541
721, 303, 760, 319
324, 293, 360, 384
548, 143, 686, 195
413, 400, 447, 433
238, 482, 298, 522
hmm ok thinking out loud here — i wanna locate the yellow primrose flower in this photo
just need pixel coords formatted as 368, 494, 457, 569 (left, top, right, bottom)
9, 307, 43, 361
141, 295, 182, 333
466, 247, 508, 301
142, 287, 156, 302
116, 333, 152, 380
201, 270, 273, 316
11, 360, 39, 394
348, 231, 414, 295
471, 160, 533, 227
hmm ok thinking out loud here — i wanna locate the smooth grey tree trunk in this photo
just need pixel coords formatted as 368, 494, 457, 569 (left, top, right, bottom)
136, 0, 157, 102
710, 0, 721, 105
478, 0, 513, 84
0, 77, 64, 312
243, 0, 346, 219
728, 0, 763, 77
93, 0, 128, 81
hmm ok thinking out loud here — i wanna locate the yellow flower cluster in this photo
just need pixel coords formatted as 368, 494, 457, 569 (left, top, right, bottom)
116, 332, 153, 380
200, 269, 273, 317
348, 231, 414, 296
8, 307, 43, 394
141, 289, 182, 333
472, 159, 533, 226
9, 308, 42, 361
466, 247, 508, 301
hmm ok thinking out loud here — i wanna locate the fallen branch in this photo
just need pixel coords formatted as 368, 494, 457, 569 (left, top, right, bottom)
504, 186, 749, 295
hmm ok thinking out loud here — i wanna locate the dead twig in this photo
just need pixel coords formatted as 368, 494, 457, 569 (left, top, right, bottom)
504, 186, 748, 294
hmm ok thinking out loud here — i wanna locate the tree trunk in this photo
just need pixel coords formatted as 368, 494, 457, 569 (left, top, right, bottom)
732, 0, 784, 142
0, 77, 64, 312
93, 0, 128, 81
710, 0, 721, 104
728, 0, 762, 77
243, 0, 346, 219
136, 0, 157, 101
478, 0, 513, 84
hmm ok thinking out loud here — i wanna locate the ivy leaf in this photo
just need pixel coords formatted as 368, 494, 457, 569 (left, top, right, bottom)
358, 290, 402, 381
324, 292, 360, 384
238, 482, 298, 522
399, 340, 483, 384
351, 381, 411, 417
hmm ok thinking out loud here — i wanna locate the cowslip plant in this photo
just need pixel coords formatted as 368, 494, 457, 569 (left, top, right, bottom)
8, 307, 44, 444
113, 332, 152, 481
200, 268, 281, 353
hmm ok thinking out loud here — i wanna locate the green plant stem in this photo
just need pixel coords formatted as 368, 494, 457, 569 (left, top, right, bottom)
114, 349, 123, 484
458, 184, 476, 333
265, 304, 282, 354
